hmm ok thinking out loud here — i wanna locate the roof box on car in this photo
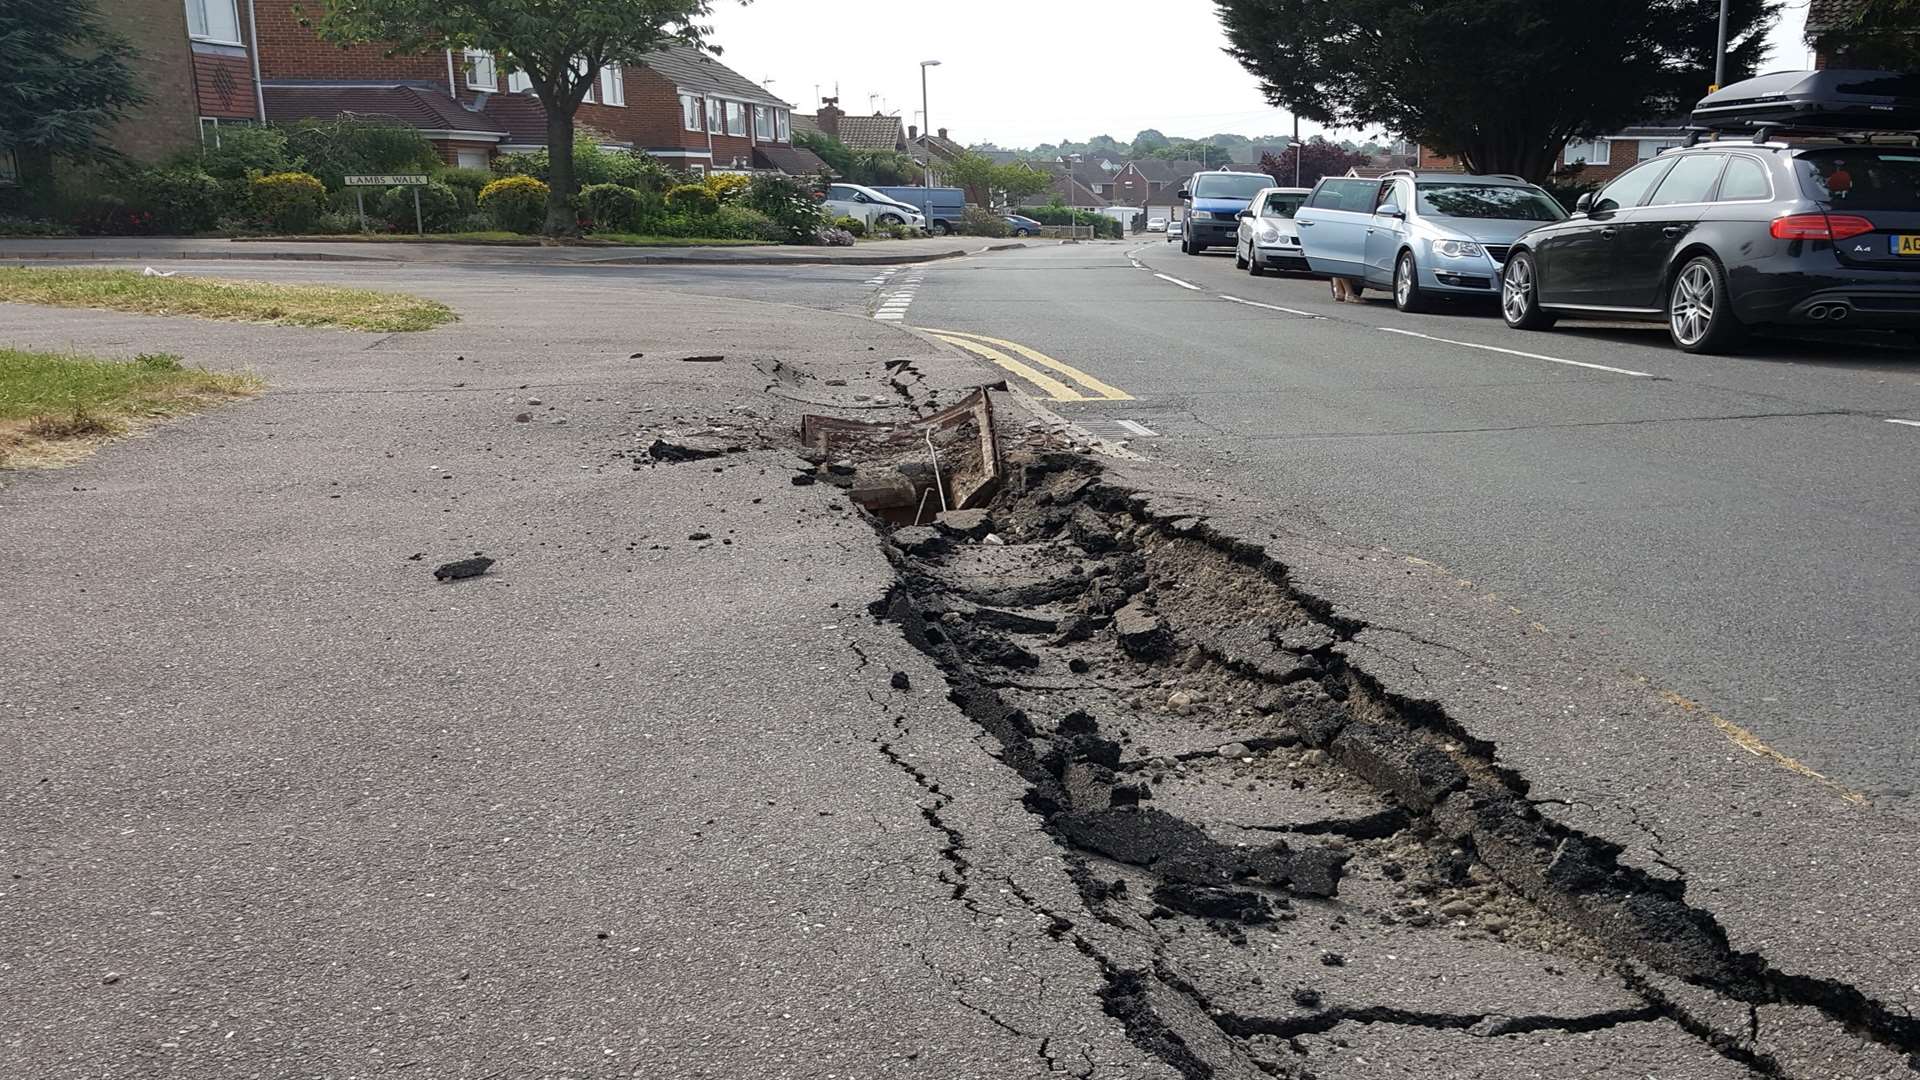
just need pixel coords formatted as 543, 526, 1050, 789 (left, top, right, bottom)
1691, 69, 1920, 132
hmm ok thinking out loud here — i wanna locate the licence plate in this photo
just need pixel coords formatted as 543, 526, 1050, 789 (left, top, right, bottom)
1895, 235, 1920, 255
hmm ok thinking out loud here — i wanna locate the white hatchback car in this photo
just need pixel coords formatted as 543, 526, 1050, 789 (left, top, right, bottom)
1234, 186, 1311, 276
822, 183, 927, 231
1166, 217, 1184, 243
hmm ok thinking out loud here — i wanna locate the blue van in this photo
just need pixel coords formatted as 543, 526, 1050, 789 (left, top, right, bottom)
1177, 170, 1275, 255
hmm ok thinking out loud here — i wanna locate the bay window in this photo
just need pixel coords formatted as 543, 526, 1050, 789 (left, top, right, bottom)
707, 98, 723, 134
725, 101, 747, 137
754, 105, 774, 141
776, 109, 790, 143
681, 94, 702, 132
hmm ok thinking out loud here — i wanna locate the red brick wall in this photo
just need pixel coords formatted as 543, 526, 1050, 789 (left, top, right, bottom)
194, 51, 259, 119
97, 0, 204, 160
254, 0, 449, 88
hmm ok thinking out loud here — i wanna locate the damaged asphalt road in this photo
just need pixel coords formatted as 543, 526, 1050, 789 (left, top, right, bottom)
2, 255, 1915, 1079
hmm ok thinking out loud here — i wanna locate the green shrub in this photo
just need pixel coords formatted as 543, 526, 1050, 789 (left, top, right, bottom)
615, 154, 684, 194
492, 135, 680, 192
709, 205, 785, 242
200, 125, 296, 182
741, 174, 828, 244
834, 214, 866, 238
478, 175, 549, 233
282, 119, 438, 190
437, 167, 492, 211
961, 206, 1010, 238
144, 166, 228, 233
0, 215, 74, 237
665, 183, 718, 216
312, 210, 362, 235
250, 172, 328, 233
578, 183, 660, 233
376, 181, 461, 232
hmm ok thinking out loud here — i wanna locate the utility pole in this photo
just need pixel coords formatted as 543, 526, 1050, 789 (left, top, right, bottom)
1713, 0, 1731, 90
1292, 113, 1301, 187
920, 60, 941, 192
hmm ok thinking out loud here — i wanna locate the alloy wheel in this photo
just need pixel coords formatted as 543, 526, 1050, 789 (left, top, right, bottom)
1502, 258, 1534, 324
1670, 263, 1716, 347
1395, 255, 1414, 307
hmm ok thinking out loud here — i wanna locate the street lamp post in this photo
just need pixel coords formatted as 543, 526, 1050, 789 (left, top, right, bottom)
1292, 113, 1301, 187
1713, 0, 1731, 90
920, 60, 941, 193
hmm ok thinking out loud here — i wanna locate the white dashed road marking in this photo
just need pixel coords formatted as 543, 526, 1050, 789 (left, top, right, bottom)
1888, 418, 1920, 428
1114, 420, 1158, 437
873, 268, 926, 323
1220, 295, 1324, 319
1376, 327, 1657, 378
1154, 273, 1202, 291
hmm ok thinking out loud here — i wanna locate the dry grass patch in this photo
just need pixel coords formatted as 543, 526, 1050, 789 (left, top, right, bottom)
0, 349, 261, 469
0, 268, 454, 332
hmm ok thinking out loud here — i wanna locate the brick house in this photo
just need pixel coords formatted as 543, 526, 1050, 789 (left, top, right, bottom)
107, 0, 823, 176
1106, 159, 1202, 209
794, 100, 909, 154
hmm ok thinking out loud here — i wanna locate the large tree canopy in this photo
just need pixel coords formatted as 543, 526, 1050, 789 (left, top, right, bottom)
313, 0, 711, 234
0, 0, 144, 204
1810, 0, 1920, 68
1217, 0, 1777, 181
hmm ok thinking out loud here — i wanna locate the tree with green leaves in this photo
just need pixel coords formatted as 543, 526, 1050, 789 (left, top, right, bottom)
1809, 0, 1920, 68
311, 0, 709, 234
0, 0, 145, 208
1217, 0, 1777, 181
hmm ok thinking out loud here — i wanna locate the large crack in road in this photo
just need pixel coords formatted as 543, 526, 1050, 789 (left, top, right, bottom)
807, 426, 1919, 1079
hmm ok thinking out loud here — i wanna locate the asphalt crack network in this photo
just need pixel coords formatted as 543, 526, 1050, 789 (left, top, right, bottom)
817, 440, 1920, 1080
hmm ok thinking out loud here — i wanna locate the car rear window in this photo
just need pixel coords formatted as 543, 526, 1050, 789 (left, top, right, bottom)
1414, 184, 1565, 221
1717, 156, 1772, 200
1646, 154, 1727, 206
1308, 179, 1377, 211
1191, 173, 1272, 200
1796, 149, 1920, 209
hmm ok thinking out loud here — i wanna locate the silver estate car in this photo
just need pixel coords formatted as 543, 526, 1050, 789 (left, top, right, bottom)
1233, 186, 1311, 275
1295, 170, 1568, 312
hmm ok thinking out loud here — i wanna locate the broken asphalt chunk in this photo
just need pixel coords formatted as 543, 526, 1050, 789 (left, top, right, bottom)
932, 508, 991, 539
433, 556, 494, 581
889, 526, 950, 558
646, 436, 737, 463
1114, 600, 1174, 662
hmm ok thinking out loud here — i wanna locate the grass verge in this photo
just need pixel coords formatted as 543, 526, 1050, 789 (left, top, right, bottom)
0, 268, 455, 332
241, 232, 770, 248
0, 348, 260, 469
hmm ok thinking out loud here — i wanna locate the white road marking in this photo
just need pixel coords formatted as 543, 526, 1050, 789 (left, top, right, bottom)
875, 313, 904, 320
1115, 419, 1158, 437
1220, 295, 1325, 319
1888, 418, 1920, 428
1154, 273, 1202, 291
1376, 327, 1656, 378
1129, 258, 1144, 269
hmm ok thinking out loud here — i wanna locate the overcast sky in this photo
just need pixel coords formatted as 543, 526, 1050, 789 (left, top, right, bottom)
706, 0, 1815, 150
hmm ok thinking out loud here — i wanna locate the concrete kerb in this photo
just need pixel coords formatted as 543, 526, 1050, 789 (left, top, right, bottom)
0, 250, 396, 264
0, 239, 1035, 270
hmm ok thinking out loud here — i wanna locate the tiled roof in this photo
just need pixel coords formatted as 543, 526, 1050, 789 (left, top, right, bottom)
638, 44, 788, 108
913, 133, 967, 161
1806, 0, 1866, 31
474, 93, 550, 145
791, 113, 822, 137
754, 144, 830, 177
1043, 174, 1107, 207
1125, 158, 1202, 183
261, 83, 505, 134
836, 114, 906, 152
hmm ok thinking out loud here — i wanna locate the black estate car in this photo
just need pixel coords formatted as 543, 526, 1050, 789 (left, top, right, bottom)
1500, 70, 1920, 353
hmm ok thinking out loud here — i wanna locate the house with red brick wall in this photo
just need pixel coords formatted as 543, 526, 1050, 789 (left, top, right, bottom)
105, 0, 823, 176
1106, 159, 1202, 209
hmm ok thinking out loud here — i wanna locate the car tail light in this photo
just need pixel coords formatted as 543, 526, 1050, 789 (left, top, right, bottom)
1771, 213, 1875, 240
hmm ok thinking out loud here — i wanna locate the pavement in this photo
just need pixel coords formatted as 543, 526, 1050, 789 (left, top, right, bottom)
0, 234, 1037, 268
0, 268, 1156, 1078
2, 249, 1915, 1078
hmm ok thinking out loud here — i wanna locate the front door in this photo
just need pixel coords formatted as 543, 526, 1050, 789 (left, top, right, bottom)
1363, 179, 1412, 286
1535, 158, 1673, 308
1601, 152, 1726, 309
1298, 178, 1381, 279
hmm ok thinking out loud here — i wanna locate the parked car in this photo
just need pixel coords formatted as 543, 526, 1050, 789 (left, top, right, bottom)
1294, 170, 1566, 311
1502, 69, 1920, 353
1004, 214, 1043, 237
869, 185, 964, 235
1233, 186, 1311, 275
1167, 217, 1184, 243
1147, 217, 1168, 233
823, 183, 928, 231
1177, 169, 1274, 254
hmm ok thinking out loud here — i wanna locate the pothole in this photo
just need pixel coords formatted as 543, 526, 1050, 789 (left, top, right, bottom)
787, 427, 1919, 1080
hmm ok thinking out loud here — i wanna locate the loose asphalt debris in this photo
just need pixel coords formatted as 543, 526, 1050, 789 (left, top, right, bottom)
432, 556, 493, 581
834, 440, 1919, 1080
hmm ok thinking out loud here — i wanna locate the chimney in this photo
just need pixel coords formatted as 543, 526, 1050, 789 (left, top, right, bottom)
937, 127, 947, 140
908, 124, 918, 141
817, 97, 843, 140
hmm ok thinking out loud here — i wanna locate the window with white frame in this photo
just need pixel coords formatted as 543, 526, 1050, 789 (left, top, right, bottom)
465, 49, 497, 91
507, 69, 532, 93
776, 109, 790, 142
571, 57, 596, 104
754, 106, 774, 141
707, 98, 723, 134
1563, 138, 1610, 167
1639, 138, 1684, 161
681, 94, 701, 132
199, 116, 254, 147
455, 148, 490, 170
725, 101, 746, 136
599, 64, 625, 106
184, 0, 242, 44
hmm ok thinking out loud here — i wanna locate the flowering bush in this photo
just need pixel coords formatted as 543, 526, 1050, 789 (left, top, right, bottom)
665, 183, 719, 216
702, 172, 753, 204
249, 172, 327, 233
578, 183, 660, 233
478, 175, 549, 233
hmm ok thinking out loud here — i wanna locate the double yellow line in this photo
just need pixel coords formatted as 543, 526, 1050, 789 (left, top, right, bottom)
923, 328, 1133, 402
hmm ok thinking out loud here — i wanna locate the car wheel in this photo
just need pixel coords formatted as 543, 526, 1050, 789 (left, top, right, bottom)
1248, 250, 1265, 277
877, 214, 903, 227
1668, 255, 1745, 354
1500, 251, 1556, 330
1234, 244, 1249, 270
933, 221, 952, 236
1393, 250, 1428, 313
1015, 228, 1031, 237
